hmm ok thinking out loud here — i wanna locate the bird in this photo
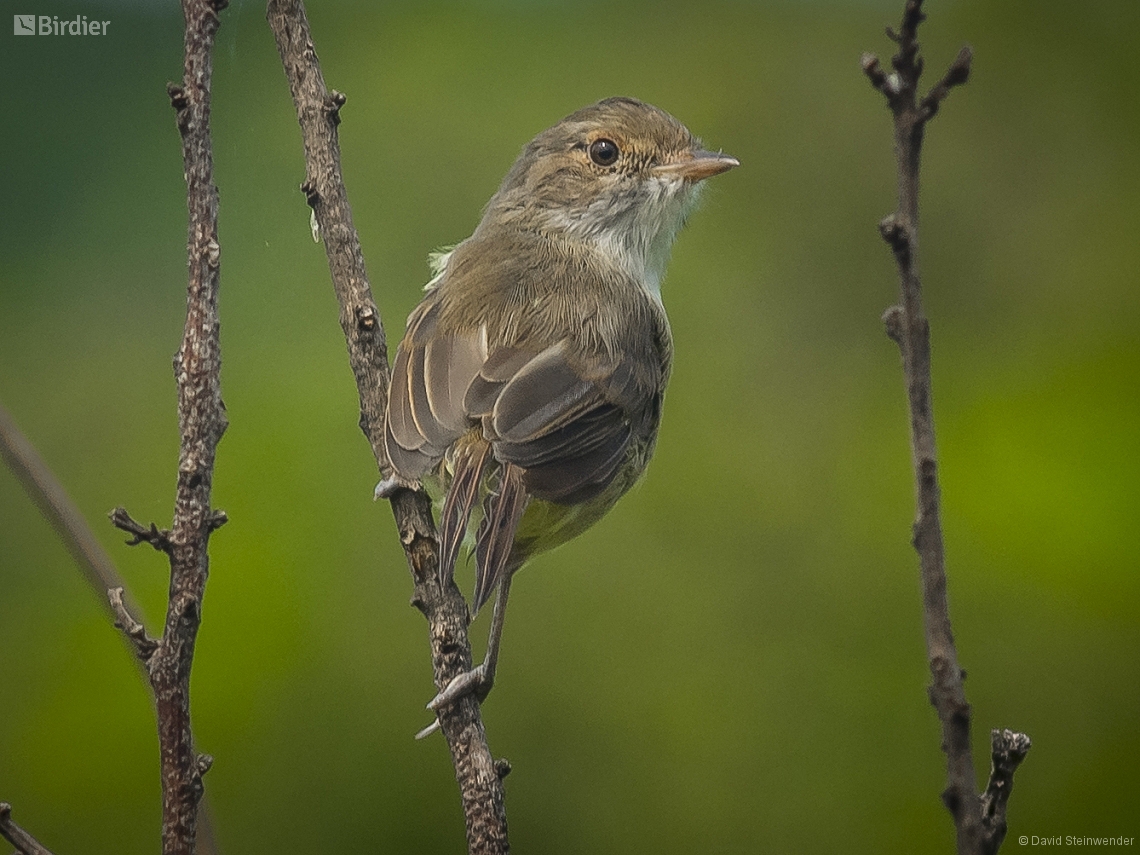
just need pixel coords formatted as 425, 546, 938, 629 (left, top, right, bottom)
377, 96, 738, 717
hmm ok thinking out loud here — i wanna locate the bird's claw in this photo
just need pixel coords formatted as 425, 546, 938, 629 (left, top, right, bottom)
415, 664, 493, 739
427, 663, 492, 711
373, 477, 401, 500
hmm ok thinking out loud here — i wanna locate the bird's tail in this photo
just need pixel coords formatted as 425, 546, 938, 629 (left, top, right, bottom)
437, 438, 491, 588
472, 462, 529, 615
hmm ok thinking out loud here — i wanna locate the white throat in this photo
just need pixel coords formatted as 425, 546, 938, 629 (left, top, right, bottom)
543, 175, 703, 300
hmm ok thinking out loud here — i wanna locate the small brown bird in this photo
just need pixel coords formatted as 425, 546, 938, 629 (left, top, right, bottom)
379, 97, 737, 715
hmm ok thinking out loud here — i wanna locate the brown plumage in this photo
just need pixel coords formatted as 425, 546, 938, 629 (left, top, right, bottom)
381, 97, 737, 713
386, 222, 672, 607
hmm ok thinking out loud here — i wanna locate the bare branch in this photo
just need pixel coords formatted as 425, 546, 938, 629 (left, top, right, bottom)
138, 0, 231, 852
0, 803, 56, 855
110, 586, 160, 662
0, 399, 224, 855
860, 52, 892, 98
979, 730, 1032, 854
263, 0, 388, 466
0, 402, 141, 619
866, 3, 1027, 853
266, 1, 510, 851
109, 506, 175, 553
921, 46, 973, 121
4, 3, 229, 852
865, 0, 972, 129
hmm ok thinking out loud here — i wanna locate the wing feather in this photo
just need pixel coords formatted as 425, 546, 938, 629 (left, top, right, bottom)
408, 344, 456, 449
386, 300, 487, 479
385, 345, 445, 479
464, 348, 535, 416
478, 344, 646, 505
519, 422, 632, 504
386, 346, 423, 452
424, 333, 485, 433
494, 404, 623, 468
491, 344, 596, 441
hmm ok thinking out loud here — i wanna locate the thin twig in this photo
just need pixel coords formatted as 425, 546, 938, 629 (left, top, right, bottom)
265, 2, 509, 852
864, 3, 1028, 854
0, 803, 56, 855
109, 506, 175, 553
110, 586, 161, 662
0, 402, 142, 620
0, 409, 224, 855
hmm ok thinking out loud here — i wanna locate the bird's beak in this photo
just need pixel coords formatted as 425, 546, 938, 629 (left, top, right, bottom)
653, 149, 740, 182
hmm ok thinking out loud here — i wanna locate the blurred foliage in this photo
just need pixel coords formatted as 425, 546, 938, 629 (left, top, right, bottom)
1, 0, 1137, 852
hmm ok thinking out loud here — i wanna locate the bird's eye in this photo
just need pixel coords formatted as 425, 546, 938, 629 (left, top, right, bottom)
588, 138, 620, 167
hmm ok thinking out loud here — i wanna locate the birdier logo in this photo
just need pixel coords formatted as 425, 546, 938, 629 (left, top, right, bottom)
13, 14, 111, 35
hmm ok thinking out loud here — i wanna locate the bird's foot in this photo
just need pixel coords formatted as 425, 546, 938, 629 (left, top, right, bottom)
414, 663, 494, 740
373, 477, 401, 500
429, 662, 494, 711
373, 474, 419, 500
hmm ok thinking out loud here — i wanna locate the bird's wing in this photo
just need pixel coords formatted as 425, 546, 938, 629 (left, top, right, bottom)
467, 341, 639, 506
462, 342, 643, 611
388, 293, 646, 501
385, 284, 658, 602
384, 299, 487, 479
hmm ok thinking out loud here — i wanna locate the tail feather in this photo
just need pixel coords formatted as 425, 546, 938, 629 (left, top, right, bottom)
438, 440, 491, 587
472, 463, 529, 614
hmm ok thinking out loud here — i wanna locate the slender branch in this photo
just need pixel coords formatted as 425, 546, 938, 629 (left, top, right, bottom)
864, 3, 1028, 854
110, 586, 161, 662
0, 402, 142, 620
265, 2, 510, 852
0, 411, 224, 855
921, 46, 973, 120
0, 803, 56, 855
140, 1, 230, 852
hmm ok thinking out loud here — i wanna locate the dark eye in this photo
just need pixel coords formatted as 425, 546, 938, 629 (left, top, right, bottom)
588, 138, 620, 167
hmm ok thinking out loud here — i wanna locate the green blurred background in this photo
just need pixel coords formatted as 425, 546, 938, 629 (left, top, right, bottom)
2, 0, 1137, 851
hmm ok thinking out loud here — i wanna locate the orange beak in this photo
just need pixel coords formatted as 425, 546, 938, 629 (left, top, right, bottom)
653, 148, 740, 182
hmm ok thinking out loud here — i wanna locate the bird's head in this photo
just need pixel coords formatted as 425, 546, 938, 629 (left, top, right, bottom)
480, 97, 739, 292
